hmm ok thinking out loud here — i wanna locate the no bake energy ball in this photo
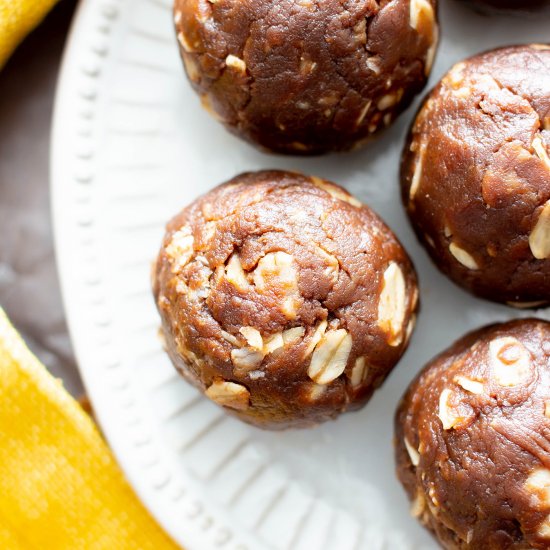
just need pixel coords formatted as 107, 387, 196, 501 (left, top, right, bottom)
395, 319, 550, 550
401, 45, 550, 306
174, 0, 439, 154
153, 170, 419, 429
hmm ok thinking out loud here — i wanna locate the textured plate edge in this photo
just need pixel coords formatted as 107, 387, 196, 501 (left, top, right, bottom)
48, 2, 239, 549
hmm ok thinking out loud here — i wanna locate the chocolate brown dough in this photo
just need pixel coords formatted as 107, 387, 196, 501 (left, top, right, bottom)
153, 170, 419, 429
401, 45, 550, 307
395, 318, 550, 550
174, 0, 438, 154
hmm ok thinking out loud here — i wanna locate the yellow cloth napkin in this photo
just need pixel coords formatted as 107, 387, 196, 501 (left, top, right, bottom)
0, 308, 180, 549
0, 0, 59, 68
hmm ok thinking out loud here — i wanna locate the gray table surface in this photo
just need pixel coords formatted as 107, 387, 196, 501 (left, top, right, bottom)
0, 0, 82, 396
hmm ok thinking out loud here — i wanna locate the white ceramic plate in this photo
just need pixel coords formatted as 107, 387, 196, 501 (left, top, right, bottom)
51, 1, 550, 548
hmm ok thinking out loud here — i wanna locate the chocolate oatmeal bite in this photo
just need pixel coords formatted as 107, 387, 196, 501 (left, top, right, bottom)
401, 45, 550, 307
395, 319, 550, 550
174, 0, 439, 154
153, 170, 419, 429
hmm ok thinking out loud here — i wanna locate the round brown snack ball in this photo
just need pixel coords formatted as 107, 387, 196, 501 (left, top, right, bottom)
401, 45, 550, 307
174, 0, 439, 155
395, 319, 550, 550
153, 170, 419, 429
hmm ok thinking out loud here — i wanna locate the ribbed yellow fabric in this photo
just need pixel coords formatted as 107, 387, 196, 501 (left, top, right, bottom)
0, 308, 180, 549
0, 0, 59, 68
